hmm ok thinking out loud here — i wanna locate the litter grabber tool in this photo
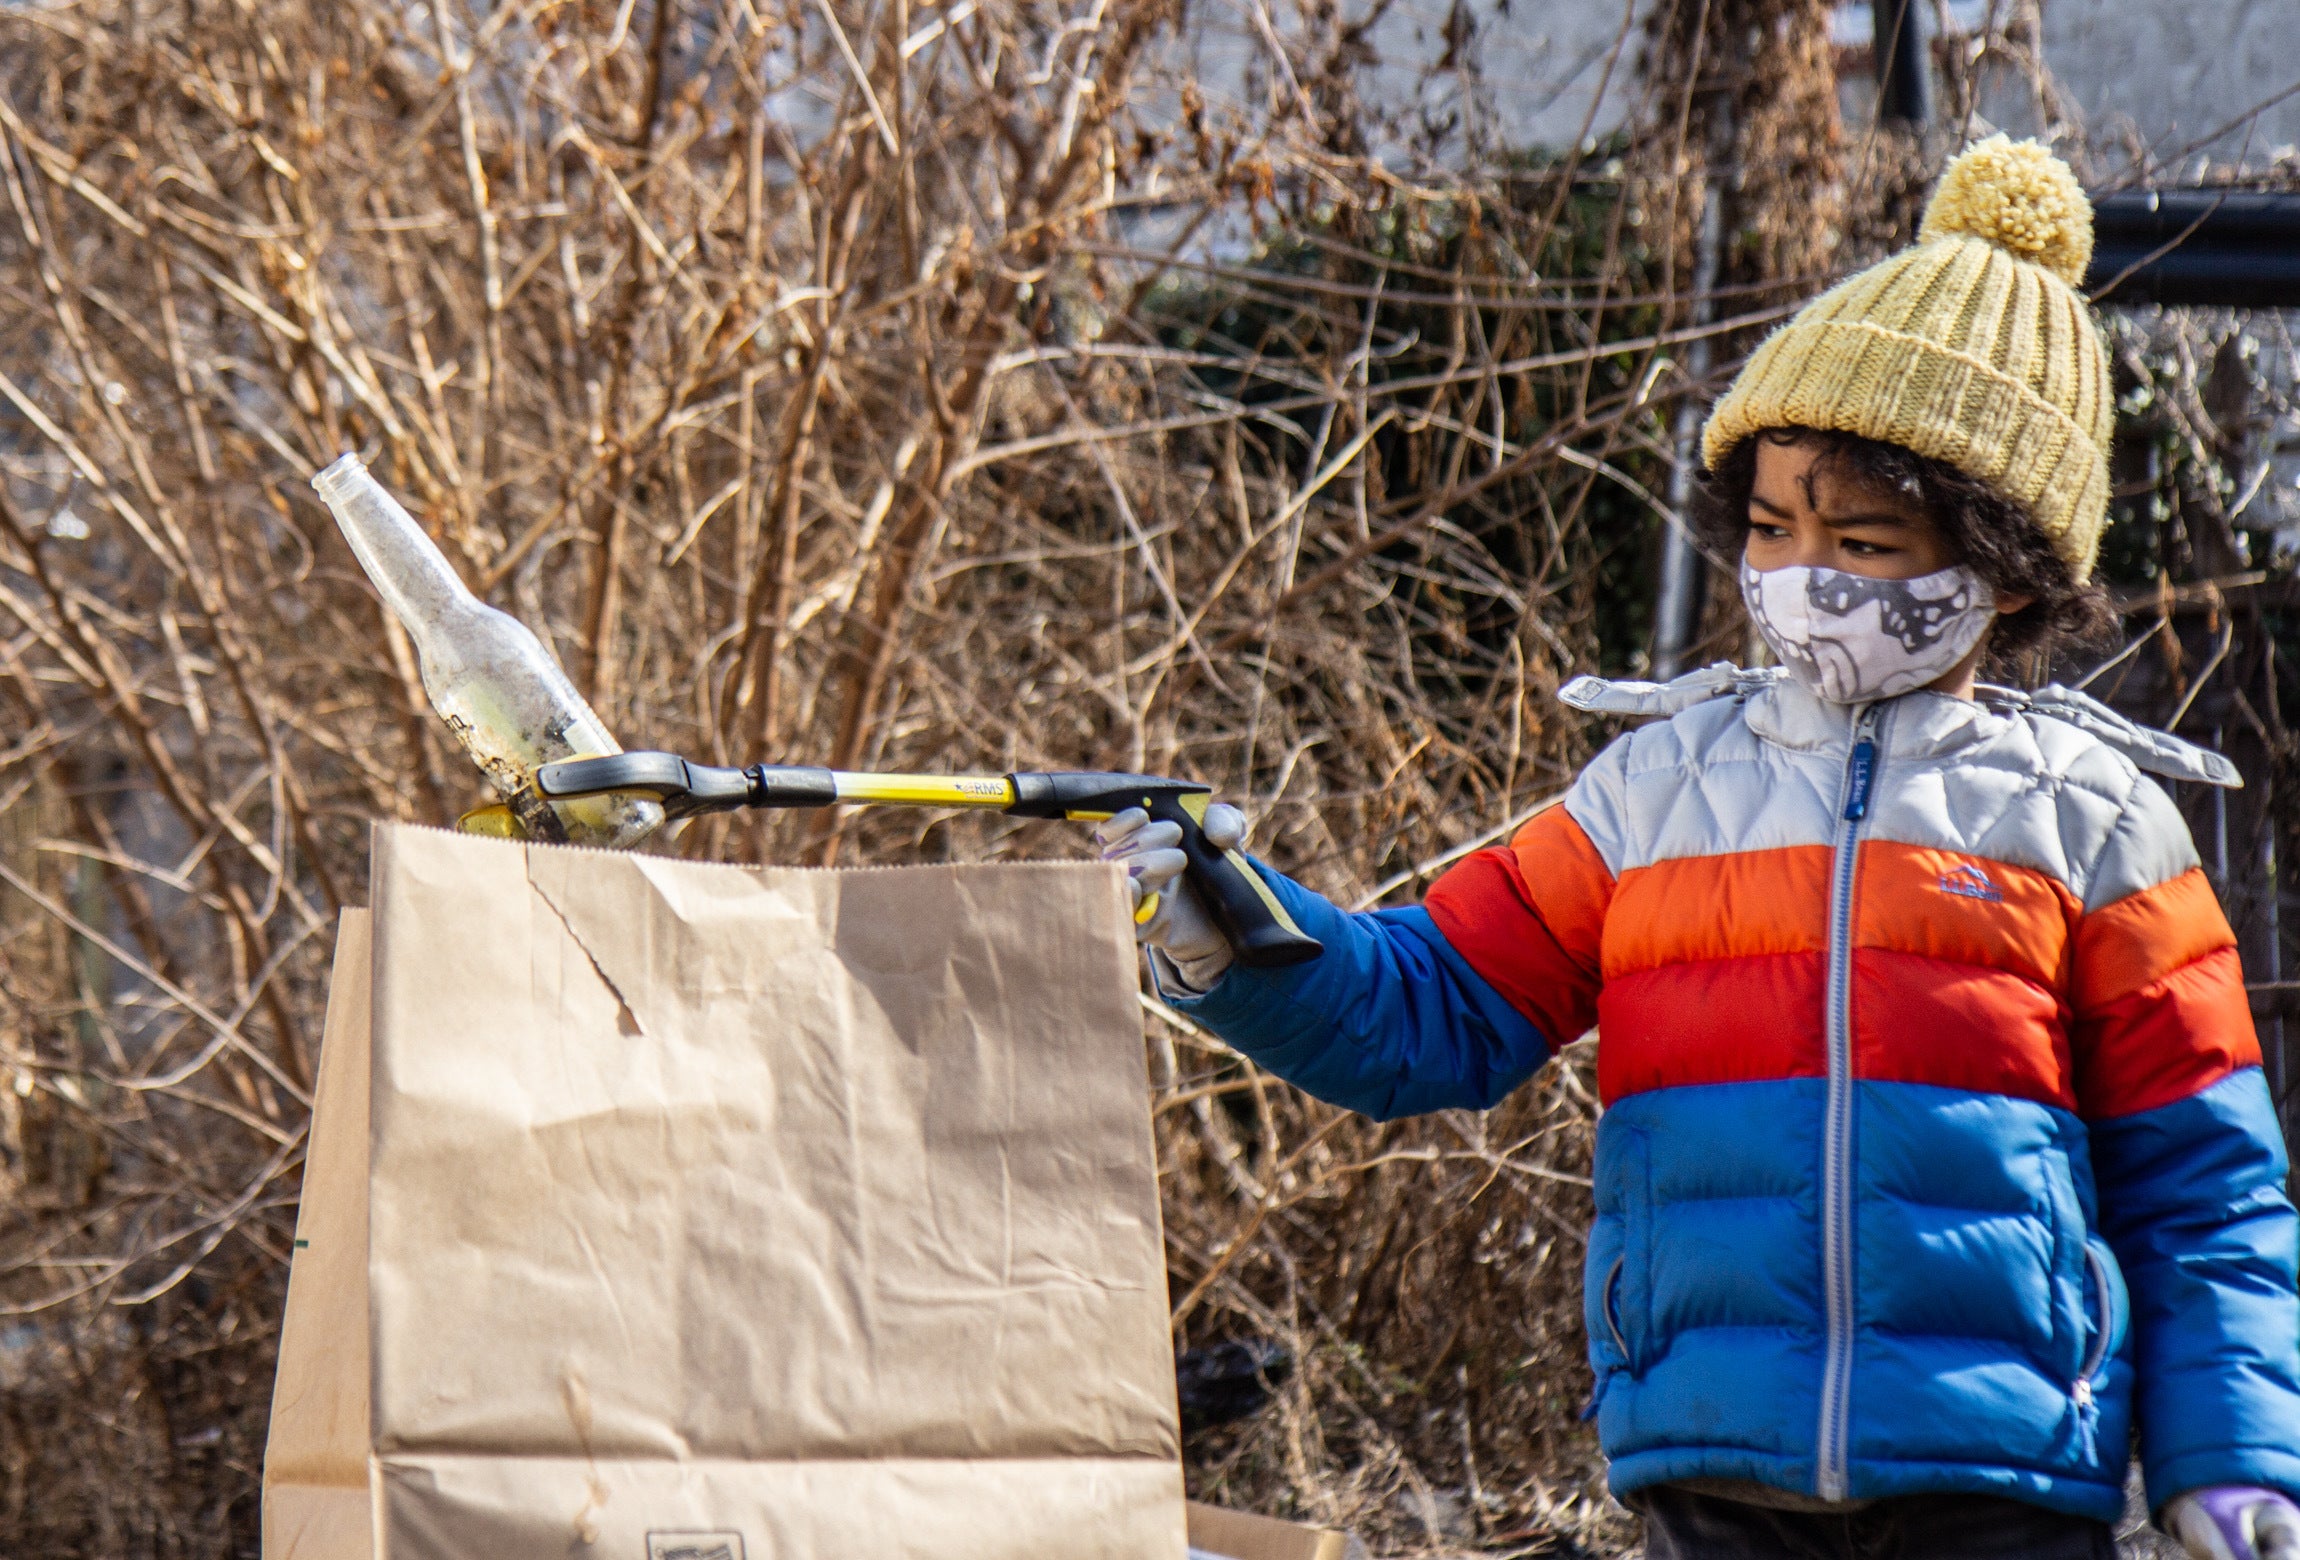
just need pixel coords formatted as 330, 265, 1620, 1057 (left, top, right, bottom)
527, 752, 1325, 970
309, 453, 1315, 967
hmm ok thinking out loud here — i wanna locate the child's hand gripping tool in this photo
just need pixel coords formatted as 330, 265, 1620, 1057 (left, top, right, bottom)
528, 753, 1325, 970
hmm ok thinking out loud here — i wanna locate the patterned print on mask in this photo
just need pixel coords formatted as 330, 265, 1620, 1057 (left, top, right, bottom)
1741, 560, 1996, 704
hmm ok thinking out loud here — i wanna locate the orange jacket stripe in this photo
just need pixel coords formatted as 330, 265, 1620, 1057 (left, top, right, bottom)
1852, 842, 2077, 990
1602, 845, 1833, 979
1596, 953, 1826, 1102
1852, 948, 2075, 1109
1504, 805, 1614, 965
2075, 867, 2236, 1010
2075, 943, 2260, 1118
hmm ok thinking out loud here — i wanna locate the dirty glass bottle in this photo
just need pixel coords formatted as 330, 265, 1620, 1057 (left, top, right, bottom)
312, 453, 664, 849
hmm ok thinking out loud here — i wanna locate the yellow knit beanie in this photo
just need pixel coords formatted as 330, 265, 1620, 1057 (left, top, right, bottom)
1702, 136, 2114, 581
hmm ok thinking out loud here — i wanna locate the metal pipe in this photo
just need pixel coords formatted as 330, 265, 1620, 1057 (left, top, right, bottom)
1872, 0, 1930, 128
2087, 191, 2300, 308
2094, 189, 2300, 245
1652, 115, 1732, 681
1652, 204, 1723, 678
2088, 249, 2300, 309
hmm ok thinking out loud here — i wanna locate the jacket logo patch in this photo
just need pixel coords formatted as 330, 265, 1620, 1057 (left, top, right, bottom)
1937, 863, 2004, 903
647, 1535, 745, 1560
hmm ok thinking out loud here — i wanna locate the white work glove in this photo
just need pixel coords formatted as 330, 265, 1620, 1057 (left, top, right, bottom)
1094, 802, 1249, 992
2168, 1487, 2300, 1560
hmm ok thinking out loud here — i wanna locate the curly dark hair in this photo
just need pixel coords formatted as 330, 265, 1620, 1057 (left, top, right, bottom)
1690, 427, 2115, 674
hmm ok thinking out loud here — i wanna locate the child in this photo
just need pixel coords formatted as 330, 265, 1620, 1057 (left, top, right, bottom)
1103, 139, 2300, 1560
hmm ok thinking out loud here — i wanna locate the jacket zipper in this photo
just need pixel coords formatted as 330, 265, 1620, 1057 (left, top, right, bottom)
1817, 704, 1882, 1502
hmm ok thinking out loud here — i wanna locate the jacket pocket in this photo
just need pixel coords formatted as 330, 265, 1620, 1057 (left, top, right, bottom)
2039, 1144, 2088, 1375
1583, 1121, 1653, 1415
2068, 1240, 2126, 1465
1581, 1223, 1626, 1419
1583, 1225, 1628, 1370
1602, 1254, 1630, 1360
2043, 1131, 2127, 1468
1596, 1122, 1654, 1373
2076, 1238, 2127, 1390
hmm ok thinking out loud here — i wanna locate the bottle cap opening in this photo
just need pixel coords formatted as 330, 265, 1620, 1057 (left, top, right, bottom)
313, 452, 368, 505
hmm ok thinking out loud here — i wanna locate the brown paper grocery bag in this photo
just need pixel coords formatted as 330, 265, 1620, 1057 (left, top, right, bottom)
263, 907, 375, 1558
1184, 1502, 1353, 1560
263, 824, 1185, 1559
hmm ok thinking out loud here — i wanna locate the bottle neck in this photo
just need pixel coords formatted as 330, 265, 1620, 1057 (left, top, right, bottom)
313, 454, 479, 632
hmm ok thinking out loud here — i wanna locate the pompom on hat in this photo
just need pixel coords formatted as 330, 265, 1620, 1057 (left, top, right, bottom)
1703, 136, 2114, 581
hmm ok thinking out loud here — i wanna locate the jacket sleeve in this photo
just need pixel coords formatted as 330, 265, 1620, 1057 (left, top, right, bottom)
1162, 800, 1615, 1121
2076, 773, 2300, 1508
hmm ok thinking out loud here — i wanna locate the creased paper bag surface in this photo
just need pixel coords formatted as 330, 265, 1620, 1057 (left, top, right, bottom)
268, 823, 1185, 1558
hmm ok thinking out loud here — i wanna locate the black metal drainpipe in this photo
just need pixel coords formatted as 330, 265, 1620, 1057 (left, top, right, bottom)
2087, 190, 2300, 309
1874, 0, 1931, 129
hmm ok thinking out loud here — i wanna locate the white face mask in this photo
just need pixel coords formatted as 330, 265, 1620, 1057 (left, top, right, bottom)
1739, 559, 1996, 704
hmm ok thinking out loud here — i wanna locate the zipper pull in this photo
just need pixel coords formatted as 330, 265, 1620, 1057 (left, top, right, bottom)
2071, 1376, 2100, 1463
1841, 706, 1883, 822
1843, 738, 1878, 822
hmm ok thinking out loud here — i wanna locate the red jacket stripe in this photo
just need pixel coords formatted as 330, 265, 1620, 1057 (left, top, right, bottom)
1853, 948, 2075, 1109
2075, 943, 2260, 1118
1596, 952, 1825, 1103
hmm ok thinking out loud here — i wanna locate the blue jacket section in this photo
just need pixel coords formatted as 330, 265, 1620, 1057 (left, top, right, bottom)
2091, 1069, 2300, 1509
1165, 862, 1549, 1120
1592, 1079, 2132, 1519
1169, 860, 2300, 1521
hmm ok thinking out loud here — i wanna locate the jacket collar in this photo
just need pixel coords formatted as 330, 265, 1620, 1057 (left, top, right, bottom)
1560, 660, 2240, 785
1742, 673, 2006, 764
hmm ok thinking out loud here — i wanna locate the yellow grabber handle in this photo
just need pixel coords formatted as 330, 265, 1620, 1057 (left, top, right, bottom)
529, 753, 1323, 970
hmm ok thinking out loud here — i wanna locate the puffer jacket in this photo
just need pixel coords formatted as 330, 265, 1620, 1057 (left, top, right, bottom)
1167, 668, 2300, 1520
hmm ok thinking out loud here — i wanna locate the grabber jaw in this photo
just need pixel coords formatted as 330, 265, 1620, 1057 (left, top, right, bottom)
533, 752, 841, 818
456, 753, 703, 839
534, 751, 754, 819
536, 751, 712, 803
454, 757, 677, 839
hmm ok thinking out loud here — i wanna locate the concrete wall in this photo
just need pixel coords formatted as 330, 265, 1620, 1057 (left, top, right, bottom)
2041, 0, 2300, 176
1170, 0, 2300, 173
1162, 0, 1639, 168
